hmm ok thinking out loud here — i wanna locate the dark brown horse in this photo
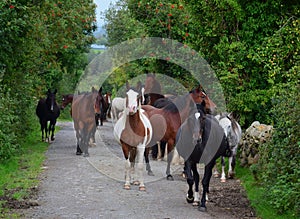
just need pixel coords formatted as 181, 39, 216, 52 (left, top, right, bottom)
94, 87, 109, 126
142, 87, 216, 180
144, 73, 165, 105
72, 87, 104, 156
113, 82, 152, 191
36, 89, 60, 142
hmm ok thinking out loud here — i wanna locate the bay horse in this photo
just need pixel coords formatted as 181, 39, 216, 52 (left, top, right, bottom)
213, 112, 242, 182
113, 82, 152, 191
142, 87, 216, 180
36, 89, 60, 142
72, 87, 104, 156
176, 102, 232, 212
61, 94, 74, 110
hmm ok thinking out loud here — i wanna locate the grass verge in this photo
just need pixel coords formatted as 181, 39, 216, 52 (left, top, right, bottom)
0, 128, 51, 218
236, 164, 296, 219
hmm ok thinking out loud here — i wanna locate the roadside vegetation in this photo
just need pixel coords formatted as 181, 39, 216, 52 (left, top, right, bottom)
0, 0, 299, 218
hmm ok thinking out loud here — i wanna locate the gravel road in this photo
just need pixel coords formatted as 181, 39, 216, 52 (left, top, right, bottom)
22, 121, 256, 219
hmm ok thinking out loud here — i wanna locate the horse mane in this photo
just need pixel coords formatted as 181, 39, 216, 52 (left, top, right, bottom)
163, 93, 191, 113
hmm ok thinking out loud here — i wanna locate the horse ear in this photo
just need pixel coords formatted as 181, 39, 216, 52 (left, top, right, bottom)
54, 89, 57, 94
99, 87, 102, 94
47, 89, 51, 94
92, 87, 97, 93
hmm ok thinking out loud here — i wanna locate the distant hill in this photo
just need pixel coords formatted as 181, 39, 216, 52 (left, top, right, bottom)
93, 26, 106, 38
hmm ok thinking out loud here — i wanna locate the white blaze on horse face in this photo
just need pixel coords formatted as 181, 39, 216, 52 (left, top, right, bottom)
195, 112, 201, 120
126, 89, 139, 114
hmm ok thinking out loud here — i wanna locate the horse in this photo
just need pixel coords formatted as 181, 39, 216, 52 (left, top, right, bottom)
72, 87, 103, 156
36, 89, 60, 142
113, 82, 152, 191
143, 73, 165, 105
110, 97, 125, 121
94, 87, 109, 127
176, 102, 232, 212
60, 94, 74, 110
104, 92, 112, 119
142, 87, 216, 180
213, 112, 242, 182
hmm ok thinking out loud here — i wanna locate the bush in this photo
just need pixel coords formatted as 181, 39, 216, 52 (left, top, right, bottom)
257, 82, 300, 217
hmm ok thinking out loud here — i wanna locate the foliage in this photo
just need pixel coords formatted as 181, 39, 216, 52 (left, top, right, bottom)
0, 0, 97, 162
257, 82, 300, 216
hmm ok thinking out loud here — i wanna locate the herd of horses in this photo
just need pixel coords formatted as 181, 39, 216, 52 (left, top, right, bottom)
35, 74, 242, 212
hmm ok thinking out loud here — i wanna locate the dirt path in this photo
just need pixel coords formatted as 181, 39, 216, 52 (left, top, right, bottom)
22, 121, 256, 219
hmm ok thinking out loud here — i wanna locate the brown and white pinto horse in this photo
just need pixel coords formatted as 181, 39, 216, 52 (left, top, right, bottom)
142, 87, 216, 180
113, 82, 152, 191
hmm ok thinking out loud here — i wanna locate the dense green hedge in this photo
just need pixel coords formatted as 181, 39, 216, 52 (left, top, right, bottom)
256, 82, 300, 216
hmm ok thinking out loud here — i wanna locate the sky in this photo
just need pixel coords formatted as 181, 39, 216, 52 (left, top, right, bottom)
94, 0, 116, 27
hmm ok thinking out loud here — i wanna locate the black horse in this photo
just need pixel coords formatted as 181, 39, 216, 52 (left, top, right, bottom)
36, 89, 60, 142
176, 101, 231, 212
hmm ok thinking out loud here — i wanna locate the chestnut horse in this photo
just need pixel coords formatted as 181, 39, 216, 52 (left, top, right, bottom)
142, 87, 216, 180
176, 102, 232, 212
72, 87, 104, 156
36, 89, 60, 142
113, 82, 152, 191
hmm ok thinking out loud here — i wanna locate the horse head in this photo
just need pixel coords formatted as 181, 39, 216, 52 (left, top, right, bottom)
216, 113, 242, 150
190, 85, 216, 114
61, 94, 73, 110
125, 81, 143, 115
46, 89, 58, 112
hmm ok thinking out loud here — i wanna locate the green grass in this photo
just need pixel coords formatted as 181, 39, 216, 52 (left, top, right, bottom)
236, 164, 297, 219
0, 128, 51, 217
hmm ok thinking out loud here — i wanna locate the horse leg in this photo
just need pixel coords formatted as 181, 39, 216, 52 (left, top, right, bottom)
50, 120, 56, 141
213, 163, 220, 178
228, 155, 236, 179
192, 162, 200, 206
137, 144, 146, 191
166, 144, 174, 181
40, 119, 46, 141
151, 144, 158, 159
144, 147, 154, 176
221, 157, 226, 182
185, 161, 194, 204
160, 140, 167, 159
199, 161, 215, 212
121, 143, 131, 189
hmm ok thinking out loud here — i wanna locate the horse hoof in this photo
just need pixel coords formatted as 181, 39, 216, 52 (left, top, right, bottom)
83, 153, 89, 157
221, 178, 226, 183
133, 181, 140, 186
148, 171, 155, 176
166, 175, 174, 181
124, 185, 131, 190
192, 201, 200, 206
186, 196, 194, 204
139, 186, 146, 191
213, 173, 220, 178
76, 152, 82, 155
198, 206, 207, 212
